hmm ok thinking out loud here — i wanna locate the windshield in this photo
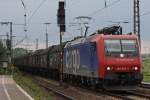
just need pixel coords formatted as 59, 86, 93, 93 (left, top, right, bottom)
105, 39, 138, 57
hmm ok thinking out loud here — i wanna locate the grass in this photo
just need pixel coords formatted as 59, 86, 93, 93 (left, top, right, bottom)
13, 68, 54, 100
0, 67, 55, 100
0, 66, 13, 75
0, 66, 54, 100
142, 57, 150, 83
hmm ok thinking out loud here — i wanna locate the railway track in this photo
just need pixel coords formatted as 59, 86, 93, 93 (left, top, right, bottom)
102, 85, 150, 100
126, 90, 150, 99
33, 76, 118, 100
98, 90, 133, 100
71, 83, 150, 100
141, 82, 150, 89
99, 90, 150, 100
102, 83, 150, 100
33, 76, 150, 100
34, 77, 75, 100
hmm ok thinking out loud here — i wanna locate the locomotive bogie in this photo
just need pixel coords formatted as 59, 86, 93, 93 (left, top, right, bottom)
103, 72, 143, 90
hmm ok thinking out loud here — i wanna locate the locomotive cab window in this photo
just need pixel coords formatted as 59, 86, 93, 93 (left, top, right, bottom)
121, 40, 137, 53
104, 39, 139, 57
105, 40, 121, 53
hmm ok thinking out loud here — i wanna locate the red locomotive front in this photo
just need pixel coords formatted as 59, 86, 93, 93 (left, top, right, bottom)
97, 34, 143, 90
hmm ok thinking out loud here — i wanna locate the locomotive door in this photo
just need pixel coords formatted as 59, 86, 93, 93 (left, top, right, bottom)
90, 42, 99, 77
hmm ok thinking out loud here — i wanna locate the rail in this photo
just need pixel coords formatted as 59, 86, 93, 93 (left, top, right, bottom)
99, 90, 133, 100
34, 77, 75, 100
33, 76, 150, 100
141, 82, 150, 89
126, 90, 150, 99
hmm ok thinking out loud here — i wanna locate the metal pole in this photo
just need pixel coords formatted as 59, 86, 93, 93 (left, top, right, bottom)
9, 22, 14, 76
44, 23, 50, 49
81, 26, 83, 36
24, 13, 27, 32
134, 0, 136, 34
6, 33, 9, 69
134, 0, 141, 46
6, 33, 9, 40
36, 38, 38, 50
137, 0, 141, 45
46, 29, 48, 49
0, 22, 13, 75
10, 22, 13, 61
60, 31, 63, 83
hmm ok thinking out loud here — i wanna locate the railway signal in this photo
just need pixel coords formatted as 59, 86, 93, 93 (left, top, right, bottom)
57, 1, 66, 32
57, 0, 66, 84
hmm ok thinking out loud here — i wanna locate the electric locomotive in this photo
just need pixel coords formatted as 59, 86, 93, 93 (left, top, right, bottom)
63, 26, 143, 90
14, 26, 143, 90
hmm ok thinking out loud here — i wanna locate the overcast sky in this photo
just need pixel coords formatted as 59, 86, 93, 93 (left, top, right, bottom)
0, 0, 150, 52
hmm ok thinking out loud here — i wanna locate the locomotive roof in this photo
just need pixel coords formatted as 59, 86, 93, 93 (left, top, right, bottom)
64, 33, 138, 48
102, 34, 138, 39
64, 35, 97, 48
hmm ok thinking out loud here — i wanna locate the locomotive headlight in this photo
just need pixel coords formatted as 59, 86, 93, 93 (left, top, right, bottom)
134, 66, 138, 71
107, 66, 111, 71
132, 66, 138, 71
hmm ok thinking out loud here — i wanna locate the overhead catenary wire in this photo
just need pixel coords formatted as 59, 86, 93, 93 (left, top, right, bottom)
86, 0, 150, 35
14, 35, 27, 47
124, 11, 150, 22
18, 1, 150, 35
105, 0, 107, 8
69, 0, 81, 7
20, 0, 26, 9
88, 0, 121, 17
22, 0, 124, 31
20, 0, 27, 32
69, 0, 122, 32
67, 0, 121, 37
141, 11, 150, 17
28, 0, 47, 23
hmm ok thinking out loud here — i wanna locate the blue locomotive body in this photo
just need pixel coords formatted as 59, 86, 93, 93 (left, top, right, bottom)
63, 40, 99, 78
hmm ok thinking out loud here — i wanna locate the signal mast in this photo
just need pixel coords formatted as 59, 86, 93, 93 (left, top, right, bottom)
134, 0, 140, 45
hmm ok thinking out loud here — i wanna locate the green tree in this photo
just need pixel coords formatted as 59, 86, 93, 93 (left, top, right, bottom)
0, 41, 7, 61
13, 48, 28, 58
0, 41, 7, 68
